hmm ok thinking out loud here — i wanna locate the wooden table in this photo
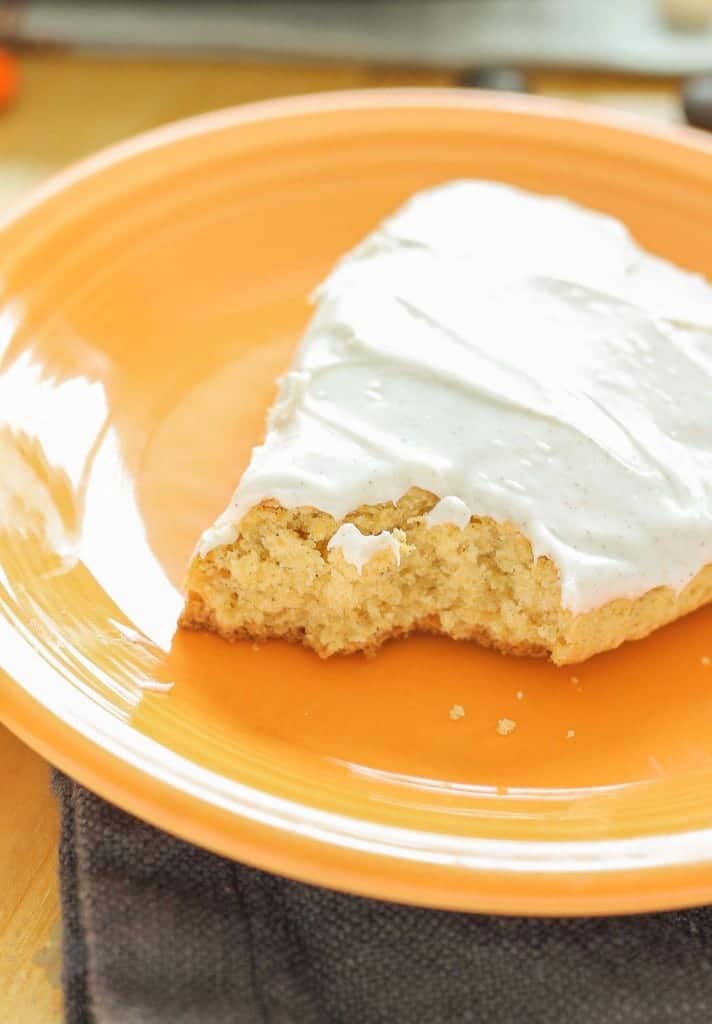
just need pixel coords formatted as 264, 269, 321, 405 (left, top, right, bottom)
0, 53, 681, 1023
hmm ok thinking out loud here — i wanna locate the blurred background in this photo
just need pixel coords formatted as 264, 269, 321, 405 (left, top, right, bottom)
0, 0, 710, 208
2, 2, 712, 1022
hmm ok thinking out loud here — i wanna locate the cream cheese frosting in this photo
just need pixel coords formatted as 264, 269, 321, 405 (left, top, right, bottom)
327, 523, 401, 574
426, 495, 472, 530
197, 181, 712, 613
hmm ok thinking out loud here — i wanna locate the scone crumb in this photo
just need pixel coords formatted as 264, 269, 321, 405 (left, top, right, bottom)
449, 703, 465, 721
570, 675, 580, 686
497, 717, 517, 736
516, 690, 524, 701
702, 655, 711, 667
566, 729, 576, 740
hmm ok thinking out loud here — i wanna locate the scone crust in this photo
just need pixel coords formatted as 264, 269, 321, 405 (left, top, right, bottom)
181, 489, 712, 664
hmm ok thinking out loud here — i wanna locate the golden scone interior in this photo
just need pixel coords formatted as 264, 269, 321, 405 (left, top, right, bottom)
182, 488, 712, 664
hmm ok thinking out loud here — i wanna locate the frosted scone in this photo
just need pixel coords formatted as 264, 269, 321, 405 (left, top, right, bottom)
181, 181, 712, 664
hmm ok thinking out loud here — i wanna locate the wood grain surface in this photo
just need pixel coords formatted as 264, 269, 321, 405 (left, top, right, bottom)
0, 52, 679, 1023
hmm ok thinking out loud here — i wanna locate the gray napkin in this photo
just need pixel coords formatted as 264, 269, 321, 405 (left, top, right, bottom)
54, 770, 712, 1024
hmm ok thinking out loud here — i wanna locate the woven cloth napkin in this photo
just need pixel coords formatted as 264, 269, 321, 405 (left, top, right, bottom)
54, 770, 712, 1024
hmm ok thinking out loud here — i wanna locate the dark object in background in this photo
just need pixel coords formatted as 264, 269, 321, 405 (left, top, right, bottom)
6, 1, 712, 75
457, 68, 529, 92
683, 74, 712, 128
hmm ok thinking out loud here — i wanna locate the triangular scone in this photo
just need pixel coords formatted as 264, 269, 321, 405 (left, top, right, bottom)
182, 181, 712, 663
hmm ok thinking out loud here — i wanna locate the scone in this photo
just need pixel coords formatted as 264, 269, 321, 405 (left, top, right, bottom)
181, 181, 712, 664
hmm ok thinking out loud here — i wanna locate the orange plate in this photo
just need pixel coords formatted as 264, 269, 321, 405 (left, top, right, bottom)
1, 90, 712, 916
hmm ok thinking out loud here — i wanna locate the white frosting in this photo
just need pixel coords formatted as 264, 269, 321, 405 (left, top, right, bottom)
327, 523, 401, 574
426, 495, 472, 530
199, 181, 712, 612
197, 520, 238, 557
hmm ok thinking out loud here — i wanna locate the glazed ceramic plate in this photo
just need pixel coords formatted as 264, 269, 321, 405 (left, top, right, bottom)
1, 90, 712, 915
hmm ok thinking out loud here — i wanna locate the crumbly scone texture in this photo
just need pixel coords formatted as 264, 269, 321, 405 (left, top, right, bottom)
181, 488, 712, 665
